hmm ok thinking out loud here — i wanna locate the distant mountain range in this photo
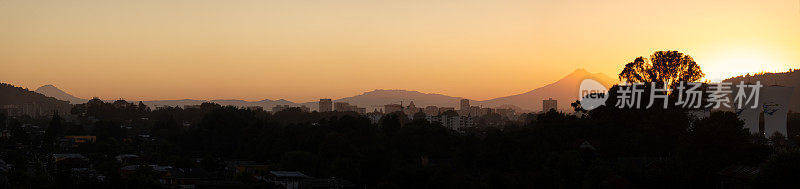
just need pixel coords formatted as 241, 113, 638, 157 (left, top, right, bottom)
30, 69, 618, 112
314, 69, 617, 112
33, 85, 302, 109
21, 68, 800, 113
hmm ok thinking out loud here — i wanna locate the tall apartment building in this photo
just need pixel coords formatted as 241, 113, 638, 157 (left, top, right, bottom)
334, 102, 351, 112
543, 98, 558, 112
319, 99, 332, 112
460, 99, 470, 111
384, 104, 403, 114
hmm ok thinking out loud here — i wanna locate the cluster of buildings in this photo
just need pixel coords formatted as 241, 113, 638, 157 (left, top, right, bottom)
271, 105, 311, 113
174, 97, 561, 131
317, 98, 518, 131
319, 99, 368, 114
333, 102, 367, 114
1, 102, 72, 118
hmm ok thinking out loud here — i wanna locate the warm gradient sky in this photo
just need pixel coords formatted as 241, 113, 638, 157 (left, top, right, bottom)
1, 0, 799, 102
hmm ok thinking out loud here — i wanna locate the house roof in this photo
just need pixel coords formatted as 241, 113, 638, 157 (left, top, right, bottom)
165, 168, 210, 179
120, 165, 172, 172
53, 154, 86, 160
115, 154, 140, 162
269, 171, 310, 178
301, 178, 355, 188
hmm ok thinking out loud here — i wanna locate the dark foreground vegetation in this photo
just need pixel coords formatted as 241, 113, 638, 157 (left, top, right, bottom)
2, 98, 800, 188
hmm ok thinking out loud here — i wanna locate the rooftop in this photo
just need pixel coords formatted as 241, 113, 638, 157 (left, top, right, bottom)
269, 171, 310, 178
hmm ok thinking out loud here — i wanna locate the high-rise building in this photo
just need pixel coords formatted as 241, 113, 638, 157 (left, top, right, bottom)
438, 107, 455, 113
460, 99, 470, 111
384, 104, 403, 113
543, 98, 557, 112
355, 107, 366, 115
733, 85, 794, 137
334, 102, 351, 112
761, 86, 793, 138
426, 114, 474, 131
469, 106, 480, 116
319, 99, 332, 112
333, 102, 363, 114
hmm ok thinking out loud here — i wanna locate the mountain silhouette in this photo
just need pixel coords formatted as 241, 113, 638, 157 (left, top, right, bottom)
1, 83, 72, 116
24, 69, 616, 112
300, 69, 615, 112
475, 69, 617, 112
18, 69, 799, 113
31, 85, 300, 109
34, 84, 88, 104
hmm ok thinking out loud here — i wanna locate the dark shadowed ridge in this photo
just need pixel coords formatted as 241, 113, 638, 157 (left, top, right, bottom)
34, 84, 88, 104
1, 83, 72, 116
724, 70, 800, 112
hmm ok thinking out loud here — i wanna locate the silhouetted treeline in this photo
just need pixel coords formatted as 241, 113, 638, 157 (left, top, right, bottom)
3, 97, 800, 188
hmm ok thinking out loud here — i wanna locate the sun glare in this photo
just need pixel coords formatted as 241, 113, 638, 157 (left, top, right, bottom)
701, 47, 790, 82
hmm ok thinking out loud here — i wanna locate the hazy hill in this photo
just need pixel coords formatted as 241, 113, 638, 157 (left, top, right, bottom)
142, 99, 300, 109
0, 83, 72, 116
30, 85, 300, 109
35, 84, 88, 104
314, 89, 470, 111
475, 69, 617, 112
724, 69, 800, 112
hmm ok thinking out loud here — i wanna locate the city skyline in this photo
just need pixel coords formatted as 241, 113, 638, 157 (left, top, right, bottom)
2, 0, 800, 102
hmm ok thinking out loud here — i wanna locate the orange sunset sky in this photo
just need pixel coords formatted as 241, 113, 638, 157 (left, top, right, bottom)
1, 0, 799, 102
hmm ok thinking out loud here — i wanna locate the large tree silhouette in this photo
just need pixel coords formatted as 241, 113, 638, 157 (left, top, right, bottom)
618, 51, 704, 88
